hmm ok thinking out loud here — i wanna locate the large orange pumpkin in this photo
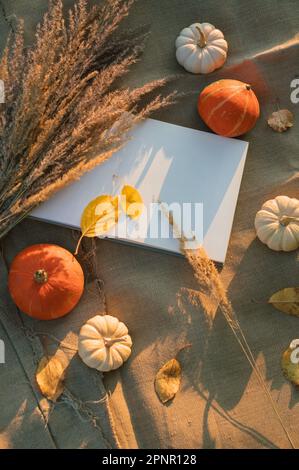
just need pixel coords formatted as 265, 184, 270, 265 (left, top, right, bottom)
8, 244, 84, 320
197, 79, 260, 137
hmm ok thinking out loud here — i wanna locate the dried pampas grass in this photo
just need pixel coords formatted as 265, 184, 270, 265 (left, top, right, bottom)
0, 0, 176, 239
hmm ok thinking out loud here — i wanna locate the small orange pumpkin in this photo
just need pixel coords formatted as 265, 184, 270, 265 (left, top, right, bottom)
197, 79, 260, 137
8, 244, 84, 320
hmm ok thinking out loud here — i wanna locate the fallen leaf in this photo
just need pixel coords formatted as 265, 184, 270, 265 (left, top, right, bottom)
36, 355, 65, 402
281, 340, 299, 386
269, 287, 299, 317
121, 185, 144, 220
80, 195, 119, 237
267, 109, 294, 132
155, 358, 181, 404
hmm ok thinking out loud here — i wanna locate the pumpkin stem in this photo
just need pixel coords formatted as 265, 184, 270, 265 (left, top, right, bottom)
104, 336, 127, 348
34, 269, 48, 284
195, 25, 206, 48
279, 215, 299, 226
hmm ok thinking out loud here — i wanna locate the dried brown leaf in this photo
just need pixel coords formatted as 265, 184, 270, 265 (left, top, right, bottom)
154, 358, 181, 404
36, 355, 65, 402
269, 287, 299, 317
267, 109, 294, 132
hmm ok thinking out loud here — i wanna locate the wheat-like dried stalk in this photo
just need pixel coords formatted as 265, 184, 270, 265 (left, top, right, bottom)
160, 202, 296, 449
0, 0, 176, 239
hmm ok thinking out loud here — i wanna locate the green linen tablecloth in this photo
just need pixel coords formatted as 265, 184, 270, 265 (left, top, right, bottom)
0, 0, 298, 449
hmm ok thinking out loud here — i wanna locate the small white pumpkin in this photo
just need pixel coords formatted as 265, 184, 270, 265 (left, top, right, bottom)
255, 195, 299, 251
78, 315, 132, 372
175, 22, 228, 74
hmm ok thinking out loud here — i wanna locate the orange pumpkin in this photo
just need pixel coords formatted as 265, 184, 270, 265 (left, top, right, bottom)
197, 79, 260, 137
8, 244, 84, 320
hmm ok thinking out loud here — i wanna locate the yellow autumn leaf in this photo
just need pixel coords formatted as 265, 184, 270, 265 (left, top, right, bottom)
269, 287, 299, 317
121, 185, 144, 220
36, 355, 65, 402
154, 358, 181, 404
80, 195, 119, 237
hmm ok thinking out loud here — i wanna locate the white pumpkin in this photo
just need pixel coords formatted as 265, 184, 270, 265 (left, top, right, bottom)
175, 22, 228, 74
255, 196, 299, 251
78, 315, 132, 372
